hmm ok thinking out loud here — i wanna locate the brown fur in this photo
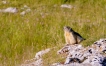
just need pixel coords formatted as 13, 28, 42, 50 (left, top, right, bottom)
64, 26, 85, 44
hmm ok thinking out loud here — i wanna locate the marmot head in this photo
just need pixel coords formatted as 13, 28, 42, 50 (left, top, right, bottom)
64, 26, 73, 32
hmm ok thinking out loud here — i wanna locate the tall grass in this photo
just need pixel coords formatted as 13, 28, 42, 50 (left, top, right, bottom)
0, 0, 106, 66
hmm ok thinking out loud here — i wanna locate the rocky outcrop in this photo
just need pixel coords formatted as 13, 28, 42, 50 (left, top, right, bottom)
21, 39, 106, 66
53, 39, 106, 66
21, 58, 43, 66
21, 48, 51, 66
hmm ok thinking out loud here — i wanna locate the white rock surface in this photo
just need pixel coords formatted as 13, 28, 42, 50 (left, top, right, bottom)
21, 48, 51, 66
54, 39, 106, 66
35, 48, 50, 60
0, 7, 18, 13
21, 59, 43, 66
20, 11, 26, 15
60, 4, 73, 9
2, 0, 7, 4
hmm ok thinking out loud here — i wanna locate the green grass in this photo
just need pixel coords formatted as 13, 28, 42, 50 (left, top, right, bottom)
0, 0, 106, 66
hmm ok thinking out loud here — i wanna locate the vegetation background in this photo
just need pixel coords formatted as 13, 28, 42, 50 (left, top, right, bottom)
0, 0, 106, 66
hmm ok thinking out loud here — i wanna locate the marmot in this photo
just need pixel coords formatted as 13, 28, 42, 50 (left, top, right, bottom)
64, 26, 85, 44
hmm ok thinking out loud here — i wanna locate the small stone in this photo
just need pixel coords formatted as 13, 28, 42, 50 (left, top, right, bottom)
60, 4, 73, 9
1, 7, 18, 13
20, 11, 26, 15
26, 8, 31, 12
2, 0, 7, 4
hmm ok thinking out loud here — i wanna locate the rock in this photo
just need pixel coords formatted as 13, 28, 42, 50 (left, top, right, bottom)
20, 5, 31, 15
2, 0, 7, 4
51, 63, 63, 66
51, 63, 92, 66
23, 5, 29, 8
54, 39, 106, 66
26, 9, 31, 12
21, 48, 51, 66
60, 4, 73, 9
35, 48, 51, 60
0, 7, 18, 13
21, 59, 43, 66
57, 44, 83, 55
21, 39, 106, 66
83, 53, 104, 66
20, 11, 26, 15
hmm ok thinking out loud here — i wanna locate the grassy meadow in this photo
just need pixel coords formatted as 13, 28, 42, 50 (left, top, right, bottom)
0, 0, 106, 66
